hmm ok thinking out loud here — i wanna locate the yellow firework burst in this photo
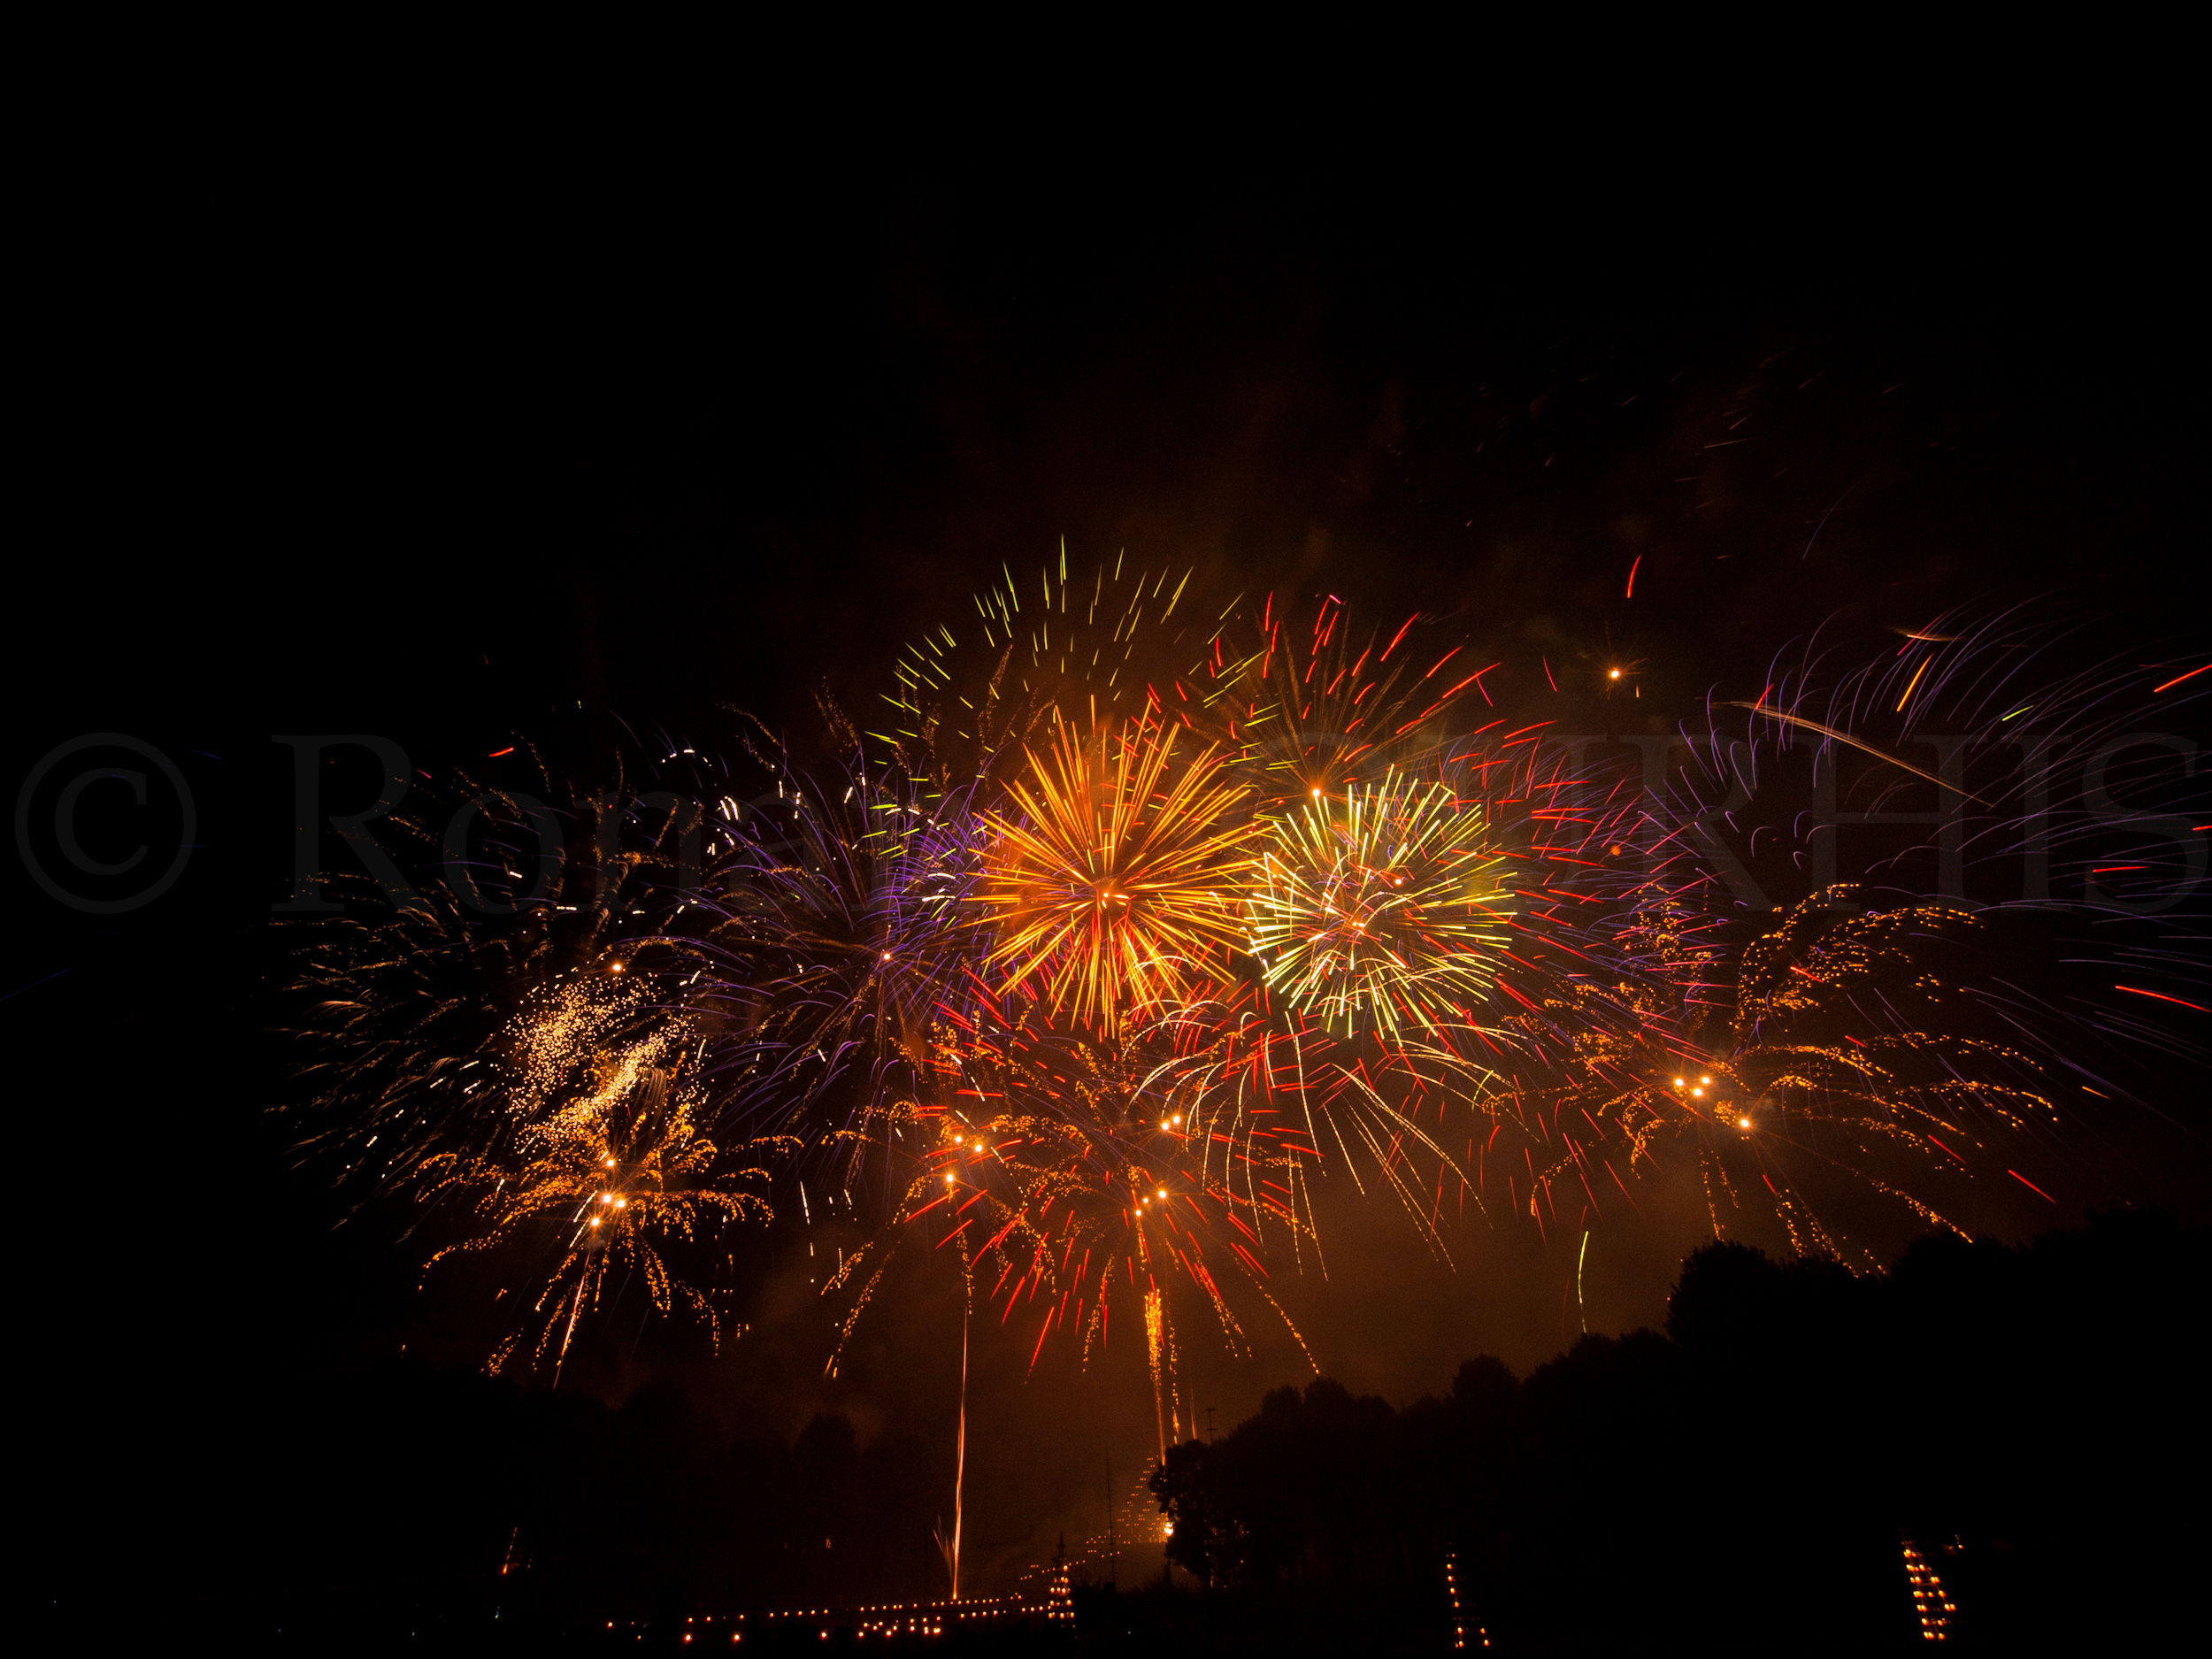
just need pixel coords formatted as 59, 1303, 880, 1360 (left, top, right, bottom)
978, 718, 1261, 1031
1248, 768, 1515, 1038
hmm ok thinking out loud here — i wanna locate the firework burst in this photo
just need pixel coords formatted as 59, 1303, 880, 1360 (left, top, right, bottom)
978, 717, 1262, 1033
1249, 766, 1516, 1041
419, 1033, 776, 1380
689, 733, 986, 1175
371, 962, 786, 1379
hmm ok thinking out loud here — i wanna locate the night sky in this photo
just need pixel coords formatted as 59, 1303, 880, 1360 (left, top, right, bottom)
15, 170, 2202, 1617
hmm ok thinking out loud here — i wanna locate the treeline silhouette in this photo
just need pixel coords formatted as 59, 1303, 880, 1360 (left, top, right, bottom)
204, 1211, 2204, 1651
1148, 1210, 2205, 1653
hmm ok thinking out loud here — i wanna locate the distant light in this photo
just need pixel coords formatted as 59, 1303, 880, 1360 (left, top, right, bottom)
1700, 1076, 1711, 1085
1158, 1188, 1168, 1200
1674, 1077, 1686, 1087
1609, 669, 1622, 680
946, 1173, 956, 1185
1691, 1087, 1703, 1097
1739, 1117, 1751, 1129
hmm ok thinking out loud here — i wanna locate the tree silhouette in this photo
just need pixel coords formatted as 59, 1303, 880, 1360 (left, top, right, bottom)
1143, 1212, 2207, 1653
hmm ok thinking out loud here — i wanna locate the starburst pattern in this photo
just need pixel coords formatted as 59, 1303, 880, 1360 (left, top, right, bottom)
978, 718, 1261, 1032
1250, 768, 1516, 1039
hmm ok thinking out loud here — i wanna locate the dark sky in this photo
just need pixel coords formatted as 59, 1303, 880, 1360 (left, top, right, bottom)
13, 172, 2201, 1598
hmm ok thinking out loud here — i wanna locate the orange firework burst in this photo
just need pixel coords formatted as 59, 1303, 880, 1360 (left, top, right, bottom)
978, 717, 1262, 1031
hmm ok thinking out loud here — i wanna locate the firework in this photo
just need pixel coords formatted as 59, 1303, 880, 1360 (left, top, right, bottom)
419, 1016, 775, 1381
687, 733, 987, 1180
1125, 594, 1714, 1262
823, 1002, 1322, 1467
1249, 766, 1516, 1041
1489, 887, 2057, 1262
1218, 591, 1498, 807
1575, 601, 2212, 1260
977, 717, 1262, 1033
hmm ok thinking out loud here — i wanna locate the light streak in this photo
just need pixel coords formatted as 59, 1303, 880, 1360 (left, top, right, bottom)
2114, 986, 2207, 1012
1718, 703, 1990, 804
2007, 1170, 2056, 1203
